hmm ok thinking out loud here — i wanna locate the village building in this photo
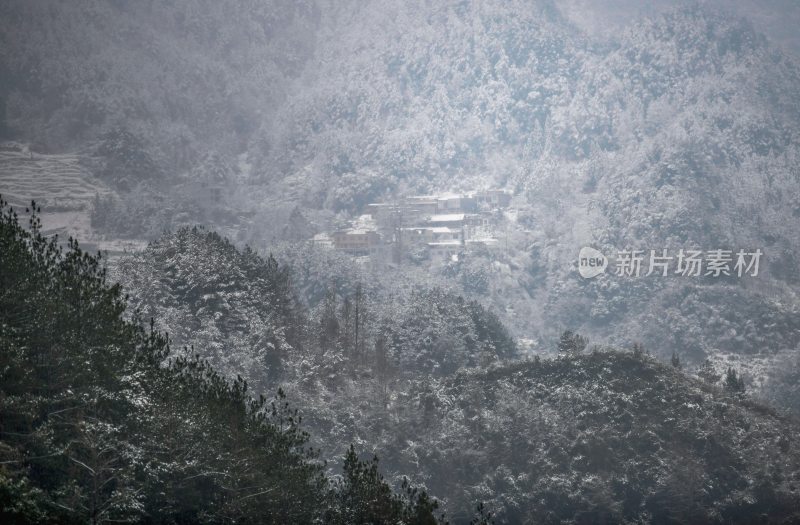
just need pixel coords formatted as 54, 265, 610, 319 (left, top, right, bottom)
401, 226, 462, 246
436, 194, 477, 213
465, 237, 500, 249
427, 213, 466, 229
405, 196, 440, 216
470, 189, 512, 208
331, 229, 381, 256
311, 232, 333, 249
327, 189, 511, 260
366, 203, 392, 220
427, 240, 463, 261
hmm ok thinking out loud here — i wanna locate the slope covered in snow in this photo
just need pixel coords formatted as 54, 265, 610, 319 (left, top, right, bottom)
0, 143, 116, 243
111, 226, 800, 523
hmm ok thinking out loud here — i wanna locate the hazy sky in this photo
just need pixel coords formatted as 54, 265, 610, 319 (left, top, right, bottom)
560, 0, 800, 55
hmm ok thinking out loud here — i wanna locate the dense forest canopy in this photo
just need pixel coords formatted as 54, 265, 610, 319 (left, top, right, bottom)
4, 198, 800, 522
0, 199, 448, 523
3, 0, 799, 372
3, 0, 800, 522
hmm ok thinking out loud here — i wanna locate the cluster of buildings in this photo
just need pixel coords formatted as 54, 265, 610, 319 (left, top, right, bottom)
313, 190, 512, 263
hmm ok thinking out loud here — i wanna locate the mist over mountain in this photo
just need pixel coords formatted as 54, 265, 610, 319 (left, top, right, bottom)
3, 1, 800, 522
4, 1, 798, 362
110, 215, 800, 524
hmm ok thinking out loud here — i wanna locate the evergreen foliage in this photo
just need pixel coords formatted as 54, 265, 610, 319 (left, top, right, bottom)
557, 330, 588, 356
0, 198, 443, 523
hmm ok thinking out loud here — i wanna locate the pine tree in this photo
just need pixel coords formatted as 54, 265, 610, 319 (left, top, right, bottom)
320, 283, 340, 354
328, 445, 444, 525
354, 283, 365, 362
697, 359, 721, 384
341, 294, 353, 358
724, 367, 746, 394
558, 330, 587, 356
470, 502, 495, 525
374, 331, 391, 404
0, 198, 336, 523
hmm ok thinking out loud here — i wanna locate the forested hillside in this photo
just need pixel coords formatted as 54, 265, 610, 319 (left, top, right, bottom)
108, 222, 800, 523
0, 199, 449, 524
113, 226, 517, 391
3, 1, 800, 521
399, 352, 800, 522
3, 1, 799, 381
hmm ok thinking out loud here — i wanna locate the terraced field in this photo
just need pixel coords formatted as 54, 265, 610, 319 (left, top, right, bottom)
0, 142, 121, 246
0, 143, 112, 211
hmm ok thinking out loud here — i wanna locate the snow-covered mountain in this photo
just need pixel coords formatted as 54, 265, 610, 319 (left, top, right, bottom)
6, 2, 800, 522
110, 224, 800, 523
3, 0, 799, 398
